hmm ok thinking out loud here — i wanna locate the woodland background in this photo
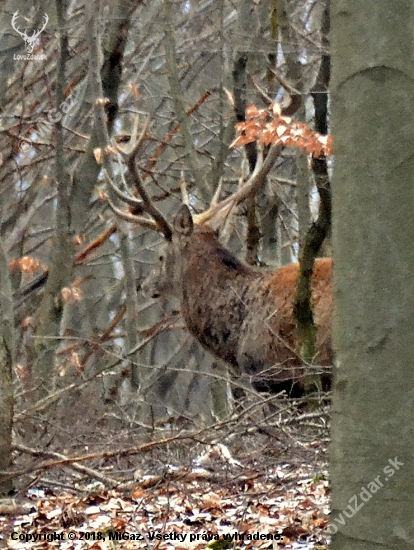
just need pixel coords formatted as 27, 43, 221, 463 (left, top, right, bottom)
1, 1, 414, 549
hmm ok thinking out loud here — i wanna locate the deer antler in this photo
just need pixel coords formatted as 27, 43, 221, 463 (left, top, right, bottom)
103, 163, 160, 232
11, 12, 26, 38
105, 117, 173, 240
192, 143, 282, 226
107, 115, 281, 237
39, 13, 49, 34
11, 12, 48, 53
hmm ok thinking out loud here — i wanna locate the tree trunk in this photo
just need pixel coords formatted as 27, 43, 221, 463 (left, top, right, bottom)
331, 1, 414, 547
0, 237, 14, 495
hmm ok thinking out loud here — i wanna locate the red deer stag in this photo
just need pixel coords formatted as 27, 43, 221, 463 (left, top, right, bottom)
107, 150, 333, 396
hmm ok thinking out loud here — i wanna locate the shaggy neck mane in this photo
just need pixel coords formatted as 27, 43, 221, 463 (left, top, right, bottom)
186, 226, 254, 276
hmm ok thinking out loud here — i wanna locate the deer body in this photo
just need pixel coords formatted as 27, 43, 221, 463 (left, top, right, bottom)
146, 205, 333, 393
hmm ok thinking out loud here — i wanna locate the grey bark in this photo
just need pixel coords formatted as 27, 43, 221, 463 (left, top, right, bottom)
331, 1, 414, 547
0, 236, 14, 495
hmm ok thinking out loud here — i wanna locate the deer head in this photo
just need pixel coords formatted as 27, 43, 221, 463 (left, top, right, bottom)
12, 11, 49, 53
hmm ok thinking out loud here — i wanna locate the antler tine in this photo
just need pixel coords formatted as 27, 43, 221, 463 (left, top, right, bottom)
180, 171, 190, 206
41, 13, 49, 28
104, 167, 164, 233
210, 178, 223, 207
106, 195, 158, 231
11, 12, 25, 37
104, 168, 143, 209
194, 144, 281, 226
126, 146, 173, 241
107, 117, 173, 240
116, 112, 144, 156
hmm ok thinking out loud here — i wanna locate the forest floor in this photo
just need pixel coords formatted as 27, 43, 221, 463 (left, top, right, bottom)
1, 397, 331, 549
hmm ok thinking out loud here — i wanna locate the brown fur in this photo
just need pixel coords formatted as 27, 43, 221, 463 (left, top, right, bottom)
145, 205, 333, 394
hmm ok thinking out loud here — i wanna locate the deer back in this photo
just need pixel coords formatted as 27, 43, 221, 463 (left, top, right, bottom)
237, 257, 333, 390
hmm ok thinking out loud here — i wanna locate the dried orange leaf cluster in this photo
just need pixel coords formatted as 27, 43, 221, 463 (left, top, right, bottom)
231, 103, 333, 157
61, 286, 83, 304
9, 255, 47, 274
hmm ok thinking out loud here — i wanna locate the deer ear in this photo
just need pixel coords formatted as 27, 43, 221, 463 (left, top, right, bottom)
173, 204, 194, 236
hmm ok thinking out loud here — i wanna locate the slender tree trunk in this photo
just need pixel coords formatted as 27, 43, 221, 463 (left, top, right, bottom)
0, 237, 14, 495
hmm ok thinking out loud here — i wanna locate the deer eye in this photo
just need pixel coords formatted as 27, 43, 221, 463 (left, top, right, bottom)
159, 255, 164, 262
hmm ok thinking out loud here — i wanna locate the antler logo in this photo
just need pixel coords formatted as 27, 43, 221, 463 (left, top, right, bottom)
11, 11, 49, 53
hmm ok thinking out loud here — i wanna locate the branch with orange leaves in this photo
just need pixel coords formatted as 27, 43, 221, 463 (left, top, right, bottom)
231, 103, 332, 158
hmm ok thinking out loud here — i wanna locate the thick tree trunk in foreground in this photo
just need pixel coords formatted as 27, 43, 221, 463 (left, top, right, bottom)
331, 1, 414, 547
